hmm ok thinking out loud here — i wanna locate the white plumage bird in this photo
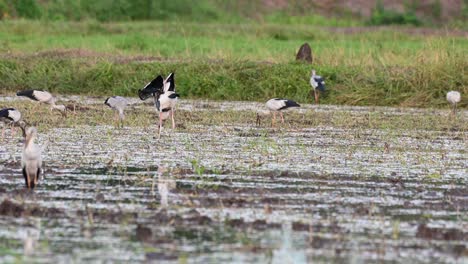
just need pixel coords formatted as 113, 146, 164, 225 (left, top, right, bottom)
446, 91, 461, 117
157, 73, 179, 127
310, 69, 326, 104
17, 89, 66, 114
21, 126, 42, 189
104, 96, 129, 127
257, 98, 300, 126
0, 108, 22, 140
138, 72, 179, 138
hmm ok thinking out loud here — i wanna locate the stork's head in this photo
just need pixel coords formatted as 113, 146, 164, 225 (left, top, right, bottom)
311, 69, 316, 76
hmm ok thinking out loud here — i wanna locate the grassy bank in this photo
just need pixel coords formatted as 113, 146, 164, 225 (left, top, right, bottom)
0, 20, 467, 108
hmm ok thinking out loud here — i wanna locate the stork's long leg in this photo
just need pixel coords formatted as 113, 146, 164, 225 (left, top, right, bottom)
158, 112, 163, 139
1, 126, 5, 141
35, 168, 40, 185
272, 112, 276, 127
22, 167, 30, 189
314, 89, 320, 104
171, 109, 175, 129
114, 111, 119, 127
280, 112, 285, 123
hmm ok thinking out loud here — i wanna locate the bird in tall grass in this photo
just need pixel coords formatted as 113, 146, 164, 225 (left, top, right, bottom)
17, 89, 66, 115
21, 126, 42, 189
138, 73, 179, 138
104, 96, 128, 128
0, 108, 22, 140
256, 98, 300, 126
446, 91, 461, 118
310, 69, 326, 104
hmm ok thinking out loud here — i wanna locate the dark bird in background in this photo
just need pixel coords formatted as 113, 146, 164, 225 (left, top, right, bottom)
17, 89, 66, 115
0, 108, 23, 140
21, 126, 42, 189
257, 98, 300, 126
310, 69, 326, 104
104, 96, 129, 127
139, 73, 179, 138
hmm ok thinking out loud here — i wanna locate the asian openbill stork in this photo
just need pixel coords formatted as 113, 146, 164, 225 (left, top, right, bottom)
21, 126, 42, 189
0, 108, 22, 140
138, 73, 179, 138
104, 96, 129, 127
310, 69, 326, 104
16, 89, 66, 115
256, 98, 300, 126
446, 91, 461, 118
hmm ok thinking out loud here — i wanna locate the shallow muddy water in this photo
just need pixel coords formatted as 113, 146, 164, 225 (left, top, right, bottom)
0, 98, 467, 263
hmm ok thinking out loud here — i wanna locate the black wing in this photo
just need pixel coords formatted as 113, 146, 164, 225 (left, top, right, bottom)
0, 108, 15, 120
314, 77, 326, 92
279, 100, 300, 110
138, 75, 164, 100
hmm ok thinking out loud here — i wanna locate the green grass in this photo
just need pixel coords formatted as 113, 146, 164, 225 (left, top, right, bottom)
0, 20, 467, 108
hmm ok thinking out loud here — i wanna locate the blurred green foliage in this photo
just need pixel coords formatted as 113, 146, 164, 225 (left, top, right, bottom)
0, 0, 227, 22
368, 0, 421, 26
0, 0, 465, 27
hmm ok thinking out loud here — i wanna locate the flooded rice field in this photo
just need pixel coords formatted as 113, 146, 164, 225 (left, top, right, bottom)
0, 98, 467, 263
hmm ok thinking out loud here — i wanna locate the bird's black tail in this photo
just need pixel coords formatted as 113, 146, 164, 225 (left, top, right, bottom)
285, 100, 300, 108
317, 83, 326, 92
16, 90, 38, 101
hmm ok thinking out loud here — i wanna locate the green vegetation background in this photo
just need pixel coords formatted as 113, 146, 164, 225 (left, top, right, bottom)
0, 0, 466, 108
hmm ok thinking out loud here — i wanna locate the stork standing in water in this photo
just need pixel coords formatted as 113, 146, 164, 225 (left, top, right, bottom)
310, 69, 326, 104
21, 126, 42, 189
257, 98, 300, 126
0, 108, 22, 140
138, 73, 179, 138
104, 96, 128, 128
17, 90, 66, 115
446, 91, 461, 118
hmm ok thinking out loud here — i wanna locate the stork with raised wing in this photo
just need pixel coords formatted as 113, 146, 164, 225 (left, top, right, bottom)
16, 89, 66, 114
138, 73, 179, 138
310, 69, 326, 104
